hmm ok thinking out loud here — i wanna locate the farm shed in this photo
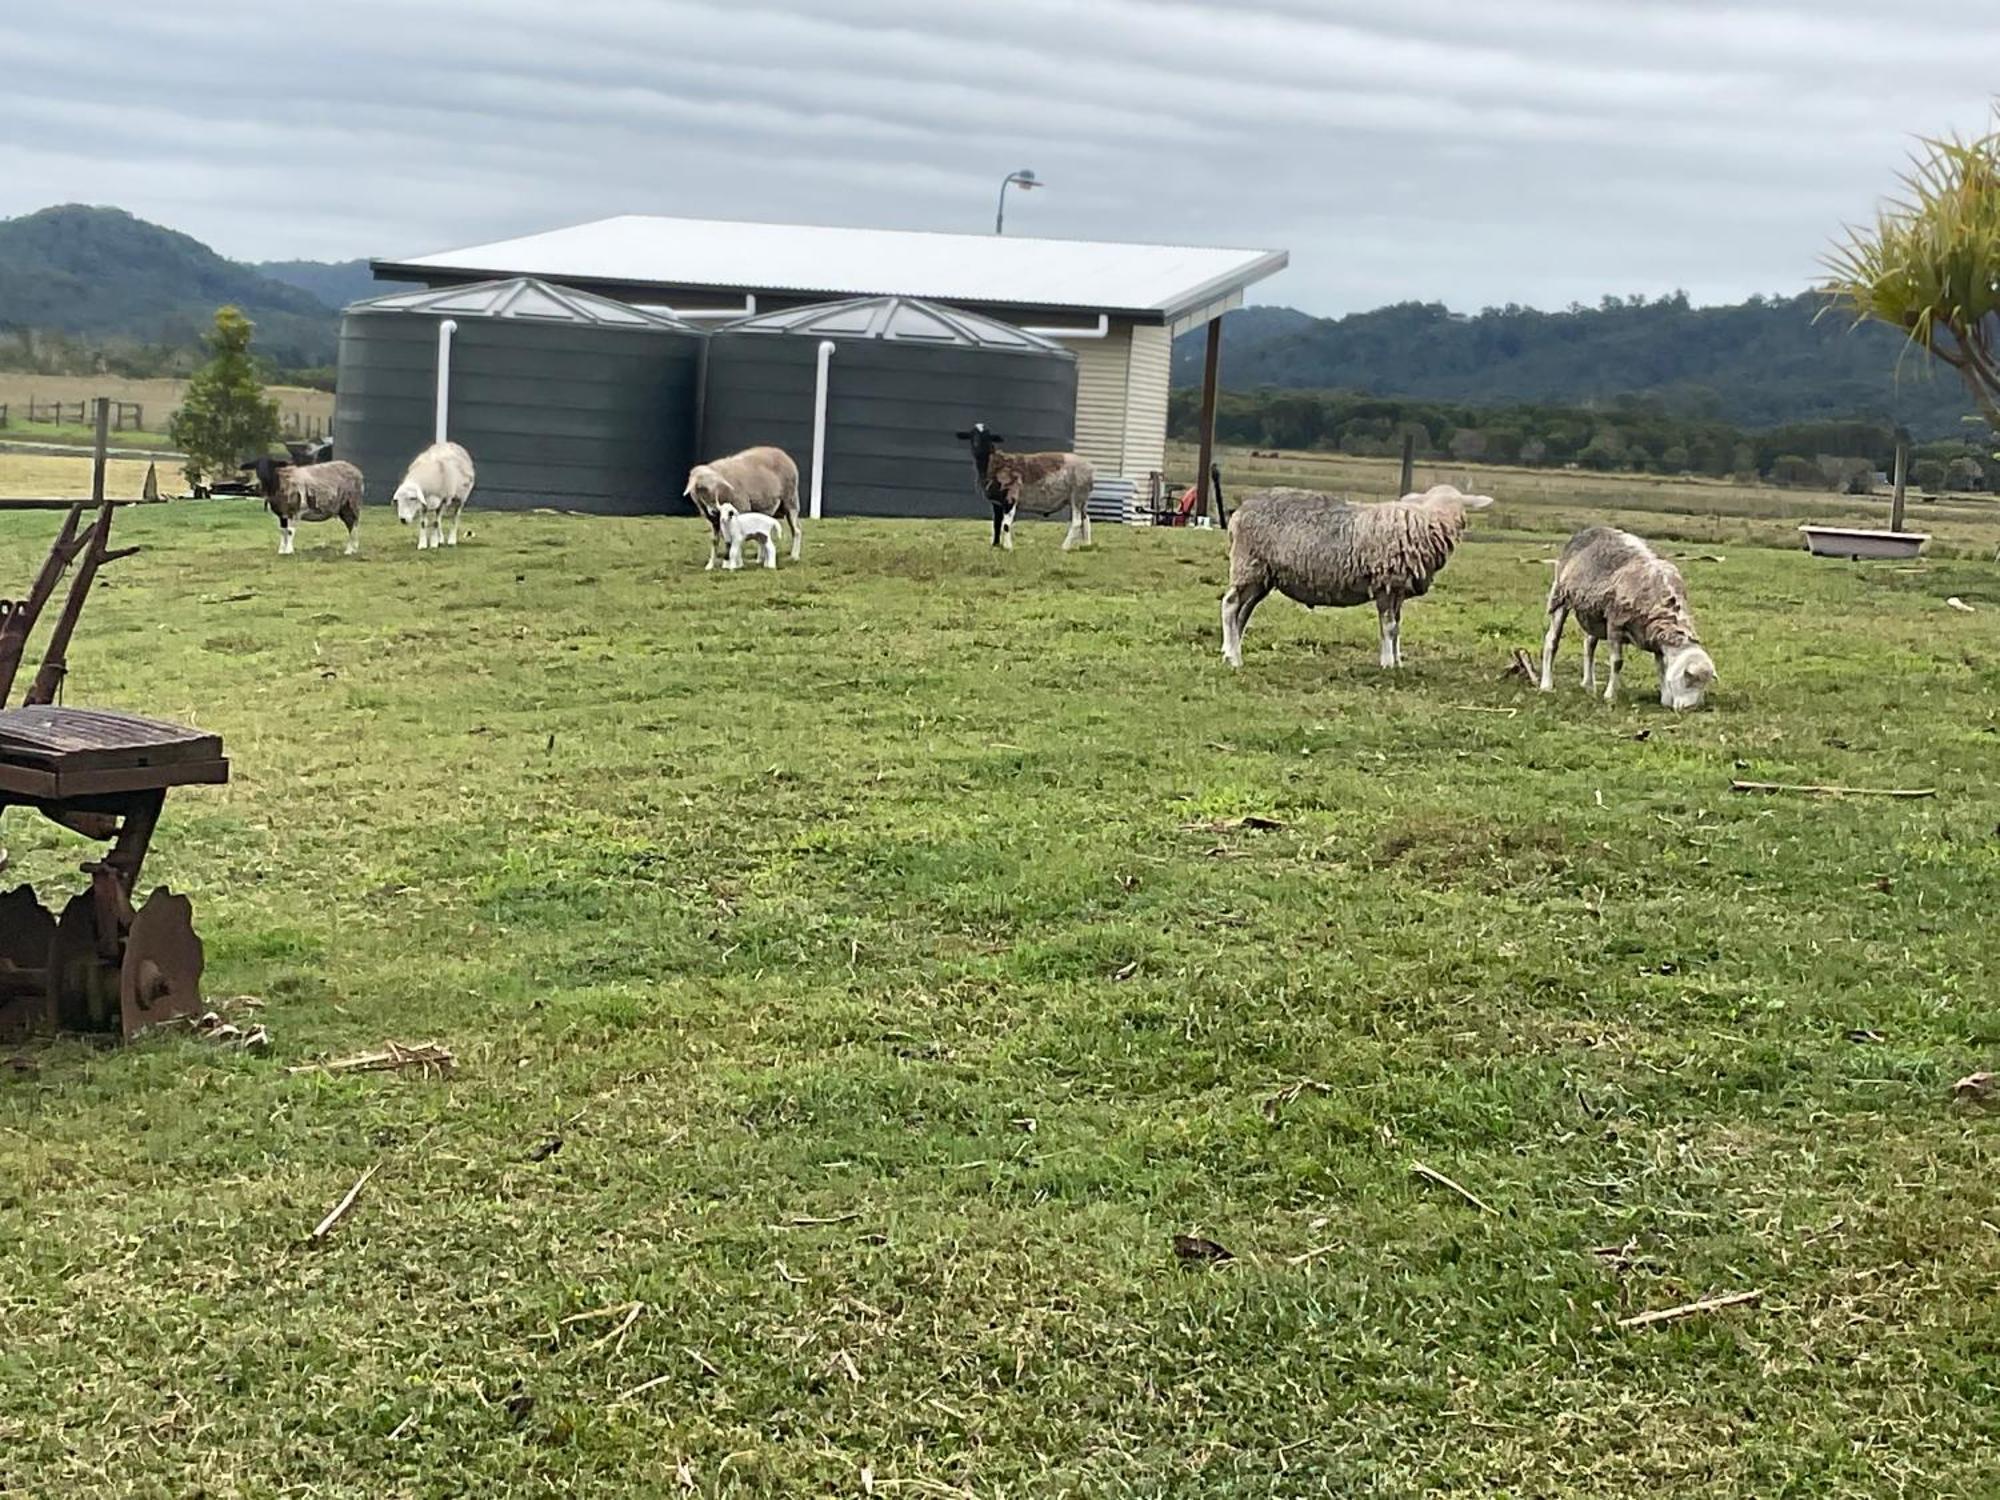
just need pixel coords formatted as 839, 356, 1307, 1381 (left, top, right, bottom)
372, 216, 1288, 516
333, 277, 703, 514
700, 296, 1077, 520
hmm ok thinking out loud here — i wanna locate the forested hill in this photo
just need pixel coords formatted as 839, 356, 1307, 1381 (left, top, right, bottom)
0, 205, 340, 366
1173, 293, 1978, 437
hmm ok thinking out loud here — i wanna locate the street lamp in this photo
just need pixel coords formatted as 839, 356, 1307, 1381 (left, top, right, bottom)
995, 169, 1040, 234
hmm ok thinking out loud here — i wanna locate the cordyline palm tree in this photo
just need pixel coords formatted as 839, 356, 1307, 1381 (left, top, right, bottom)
1823, 117, 2000, 433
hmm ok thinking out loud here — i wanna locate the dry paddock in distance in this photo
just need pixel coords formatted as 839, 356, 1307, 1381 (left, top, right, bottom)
1, 445, 1998, 1497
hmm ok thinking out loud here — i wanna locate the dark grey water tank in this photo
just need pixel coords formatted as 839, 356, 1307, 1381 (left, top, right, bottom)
700, 296, 1077, 519
334, 278, 703, 514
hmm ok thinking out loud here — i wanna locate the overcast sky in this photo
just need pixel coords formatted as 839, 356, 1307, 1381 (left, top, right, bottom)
4, 1, 1995, 316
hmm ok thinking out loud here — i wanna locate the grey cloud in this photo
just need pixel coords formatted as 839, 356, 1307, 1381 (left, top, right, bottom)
2, 0, 1993, 314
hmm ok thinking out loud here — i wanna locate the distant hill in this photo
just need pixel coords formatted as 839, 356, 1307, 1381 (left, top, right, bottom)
252, 257, 403, 310
1174, 294, 1978, 438
0, 205, 340, 365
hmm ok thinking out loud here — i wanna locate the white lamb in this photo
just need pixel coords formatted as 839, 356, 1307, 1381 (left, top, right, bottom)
392, 441, 476, 550
1221, 483, 1494, 668
1540, 526, 1716, 709
714, 501, 784, 570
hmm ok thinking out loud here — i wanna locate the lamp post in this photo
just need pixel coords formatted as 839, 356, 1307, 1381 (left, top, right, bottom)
995, 169, 1040, 234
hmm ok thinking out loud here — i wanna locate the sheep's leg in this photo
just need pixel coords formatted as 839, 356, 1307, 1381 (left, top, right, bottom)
999, 505, 1016, 552
1539, 606, 1567, 691
1603, 636, 1624, 702
1062, 498, 1090, 552
1582, 634, 1598, 691
445, 500, 462, 546
762, 535, 777, 570
1389, 598, 1405, 667
1221, 581, 1267, 668
1375, 598, 1398, 669
277, 518, 293, 556
788, 503, 802, 562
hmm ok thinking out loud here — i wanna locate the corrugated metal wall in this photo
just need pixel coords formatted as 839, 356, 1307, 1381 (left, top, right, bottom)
1121, 323, 1173, 481
1069, 323, 1133, 481
335, 313, 703, 514
700, 337, 1076, 520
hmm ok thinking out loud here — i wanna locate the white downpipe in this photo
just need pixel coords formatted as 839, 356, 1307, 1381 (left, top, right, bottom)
809, 339, 836, 520
434, 319, 457, 444
1021, 313, 1110, 340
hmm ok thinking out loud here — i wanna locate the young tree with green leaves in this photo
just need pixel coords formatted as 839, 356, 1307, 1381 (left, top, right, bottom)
167, 305, 280, 490
1824, 117, 2000, 433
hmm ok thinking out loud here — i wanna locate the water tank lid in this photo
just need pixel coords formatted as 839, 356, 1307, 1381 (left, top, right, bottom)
344, 276, 695, 330
715, 295, 1070, 354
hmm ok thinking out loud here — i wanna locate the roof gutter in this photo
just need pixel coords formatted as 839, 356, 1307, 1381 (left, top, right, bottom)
1020, 313, 1110, 340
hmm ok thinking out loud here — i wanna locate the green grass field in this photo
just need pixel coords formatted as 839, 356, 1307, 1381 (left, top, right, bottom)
2, 491, 1998, 1496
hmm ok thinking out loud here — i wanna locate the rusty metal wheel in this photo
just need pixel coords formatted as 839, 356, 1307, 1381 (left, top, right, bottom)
120, 888, 204, 1037
50, 892, 118, 1032
0, 886, 57, 1036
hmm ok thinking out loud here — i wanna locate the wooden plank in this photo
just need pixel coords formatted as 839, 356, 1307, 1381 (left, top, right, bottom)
0, 758, 229, 803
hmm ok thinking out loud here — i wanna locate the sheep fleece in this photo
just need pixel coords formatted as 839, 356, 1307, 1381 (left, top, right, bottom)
278, 461, 365, 521
1548, 527, 1699, 649
1228, 488, 1468, 606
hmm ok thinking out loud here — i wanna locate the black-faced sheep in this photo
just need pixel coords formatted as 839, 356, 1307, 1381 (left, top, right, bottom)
684, 447, 802, 569
1540, 526, 1716, 710
241, 455, 366, 556
955, 423, 1095, 552
1221, 484, 1493, 668
392, 441, 476, 550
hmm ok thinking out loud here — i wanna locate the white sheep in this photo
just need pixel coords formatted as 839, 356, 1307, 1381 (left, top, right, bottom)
241, 455, 366, 556
392, 441, 476, 550
955, 423, 1095, 551
684, 447, 802, 569
1221, 483, 1493, 668
714, 501, 784, 570
1540, 526, 1716, 709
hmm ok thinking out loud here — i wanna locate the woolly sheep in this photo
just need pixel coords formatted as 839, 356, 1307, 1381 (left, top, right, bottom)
955, 423, 1095, 552
714, 501, 784, 570
241, 455, 365, 556
392, 441, 476, 550
684, 447, 802, 570
1539, 526, 1716, 710
1220, 483, 1494, 668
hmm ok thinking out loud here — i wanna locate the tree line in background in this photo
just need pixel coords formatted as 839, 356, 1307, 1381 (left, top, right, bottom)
1168, 387, 1992, 492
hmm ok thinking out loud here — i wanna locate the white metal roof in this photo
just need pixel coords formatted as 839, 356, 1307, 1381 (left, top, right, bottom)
377, 215, 1288, 322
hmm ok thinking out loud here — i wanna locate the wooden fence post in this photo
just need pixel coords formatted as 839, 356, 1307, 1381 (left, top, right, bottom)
91, 398, 110, 503
1890, 433, 1909, 533
1399, 432, 1415, 497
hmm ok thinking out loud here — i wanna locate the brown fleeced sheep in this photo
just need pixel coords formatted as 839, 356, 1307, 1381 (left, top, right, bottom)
955, 423, 1095, 551
1540, 526, 1716, 709
683, 447, 801, 569
1221, 483, 1493, 668
242, 455, 366, 556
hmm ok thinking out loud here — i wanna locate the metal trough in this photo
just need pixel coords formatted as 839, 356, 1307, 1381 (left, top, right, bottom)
1799, 525, 1929, 559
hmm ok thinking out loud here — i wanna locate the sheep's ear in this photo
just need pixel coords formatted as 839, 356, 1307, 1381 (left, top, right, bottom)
1462, 493, 1496, 510
954, 429, 973, 441
683, 469, 702, 496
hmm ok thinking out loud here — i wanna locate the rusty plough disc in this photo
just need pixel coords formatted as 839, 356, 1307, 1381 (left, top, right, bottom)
120, 890, 205, 1038
0, 885, 57, 1036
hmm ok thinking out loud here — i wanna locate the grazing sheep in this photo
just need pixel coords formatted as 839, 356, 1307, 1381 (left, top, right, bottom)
241, 455, 365, 556
1221, 484, 1494, 668
392, 441, 477, 550
954, 423, 1095, 552
1540, 526, 1716, 710
684, 447, 802, 569
714, 501, 784, 570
